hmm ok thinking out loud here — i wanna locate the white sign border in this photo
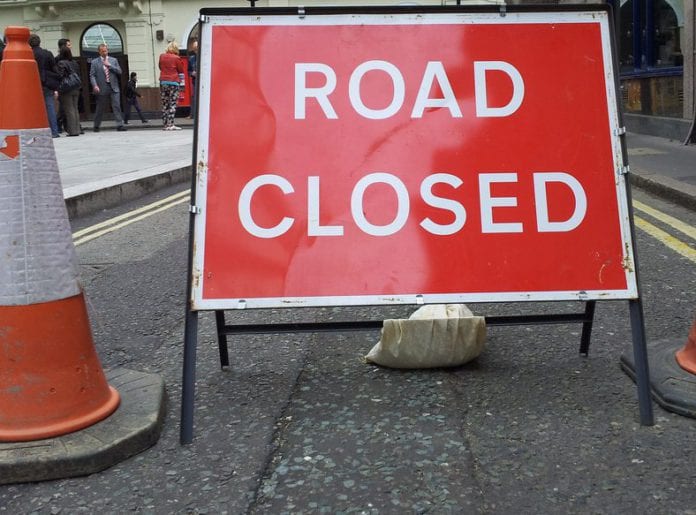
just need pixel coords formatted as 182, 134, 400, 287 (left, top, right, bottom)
191, 8, 638, 311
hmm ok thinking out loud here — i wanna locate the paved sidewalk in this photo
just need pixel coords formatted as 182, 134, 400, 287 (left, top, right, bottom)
53, 121, 696, 214
626, 132, 696, 210
627, 133, 696, 187
54, 118, 195, 217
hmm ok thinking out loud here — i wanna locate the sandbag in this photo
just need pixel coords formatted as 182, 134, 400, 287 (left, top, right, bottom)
365, 304, 486, 369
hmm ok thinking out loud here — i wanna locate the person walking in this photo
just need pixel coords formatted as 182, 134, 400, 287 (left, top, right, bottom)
56, 38, 71, 133
187, 39, 198, 119
89, 43, 126, 132
56, 45, 81, 136
28, 34, 60, 137
56, 38, 85, 135
123, 72, 148, 124
158, 41, 184, 131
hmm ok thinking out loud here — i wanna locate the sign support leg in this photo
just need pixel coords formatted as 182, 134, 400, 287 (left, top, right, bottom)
180, 307, 199, 445
629, 299, 654, 425
579, 300, 596, 356
215, 310, 230, 368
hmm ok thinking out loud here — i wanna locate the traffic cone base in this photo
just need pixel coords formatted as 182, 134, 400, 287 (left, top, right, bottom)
621, 338, 696, 419
0, 294, 120, 442
1, 368, 166, 485
621, 315, 696, 419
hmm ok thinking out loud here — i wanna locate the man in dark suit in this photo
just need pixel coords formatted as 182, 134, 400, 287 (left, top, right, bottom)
89, 43, 126, 132
28, 34, 61, 137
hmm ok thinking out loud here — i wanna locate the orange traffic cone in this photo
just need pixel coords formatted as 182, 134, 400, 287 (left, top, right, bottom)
0, 26, 120, 442
675, 315, 696, 374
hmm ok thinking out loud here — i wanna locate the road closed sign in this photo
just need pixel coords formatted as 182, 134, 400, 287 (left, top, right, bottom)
191, 6, 637, 310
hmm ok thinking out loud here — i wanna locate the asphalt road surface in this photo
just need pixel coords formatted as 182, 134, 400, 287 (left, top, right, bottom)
1, 184, 695, 514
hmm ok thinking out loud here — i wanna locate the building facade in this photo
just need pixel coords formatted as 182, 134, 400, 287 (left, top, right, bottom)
611, 0, 695, 138
1, 0, 694, 136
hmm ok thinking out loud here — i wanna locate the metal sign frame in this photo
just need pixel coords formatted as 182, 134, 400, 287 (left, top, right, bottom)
181, 5, 653, 444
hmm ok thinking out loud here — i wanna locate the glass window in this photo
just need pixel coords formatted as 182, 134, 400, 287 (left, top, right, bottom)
654, 0, 682, 67
619, 0, 635, 71
619, 0, 683, 73
81, 23, 123, 57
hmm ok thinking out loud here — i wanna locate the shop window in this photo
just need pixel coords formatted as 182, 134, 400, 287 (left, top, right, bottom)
81, 23, 123, 57
619, 0, 683, 73
654, 0, 682, 67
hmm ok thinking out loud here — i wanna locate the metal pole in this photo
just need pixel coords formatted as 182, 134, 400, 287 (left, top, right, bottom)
180, 159, 200, 444
622, 123, 654, 426
180, 159, 199, 444
180, 307, 199, 444
180, 35, 203, 443
612, 24, 654, 423
215, 310, 230, 368
579, 300, 596, 356
629, 299, 655, 425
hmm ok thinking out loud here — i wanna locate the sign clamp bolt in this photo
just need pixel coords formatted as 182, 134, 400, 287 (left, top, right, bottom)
189, 205, 201, 214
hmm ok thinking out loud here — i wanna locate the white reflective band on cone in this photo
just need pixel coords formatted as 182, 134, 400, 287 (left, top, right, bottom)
0, 129, 80, 305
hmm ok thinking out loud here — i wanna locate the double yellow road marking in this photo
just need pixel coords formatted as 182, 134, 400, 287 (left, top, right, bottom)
72, 189, 190, 246
72, 190, 695, 265
632, 200, 696, 264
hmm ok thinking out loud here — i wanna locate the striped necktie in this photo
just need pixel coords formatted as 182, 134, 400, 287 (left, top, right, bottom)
103, 58, 110, 83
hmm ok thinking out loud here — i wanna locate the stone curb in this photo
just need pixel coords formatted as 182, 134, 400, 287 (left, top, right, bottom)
65, 165, 192, 219
629, 168, 696, 212
0, 368, 166, 485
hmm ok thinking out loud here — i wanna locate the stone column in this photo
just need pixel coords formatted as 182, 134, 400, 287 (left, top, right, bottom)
685, 0, 695, 120
125, 20, 156, 87
39, 22, 64, 54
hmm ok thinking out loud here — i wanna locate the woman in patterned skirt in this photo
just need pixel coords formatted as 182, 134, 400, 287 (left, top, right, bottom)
158, 41, 184, 131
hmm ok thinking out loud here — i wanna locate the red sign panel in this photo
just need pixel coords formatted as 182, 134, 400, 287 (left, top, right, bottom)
192, 9, 636, 309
